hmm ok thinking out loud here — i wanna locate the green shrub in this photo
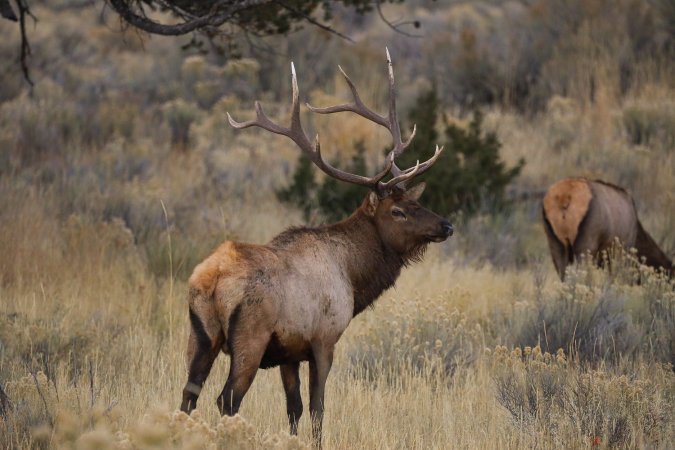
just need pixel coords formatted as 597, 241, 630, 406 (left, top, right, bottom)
315, 141, 370, 222
276, 153, 318, 221
432, 110, 524, 215
399, 88, 524, 217
276, 141, 369, 222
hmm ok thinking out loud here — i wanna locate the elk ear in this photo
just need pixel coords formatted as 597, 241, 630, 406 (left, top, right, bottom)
364, 191, 379, 216
403, 182, 426, 201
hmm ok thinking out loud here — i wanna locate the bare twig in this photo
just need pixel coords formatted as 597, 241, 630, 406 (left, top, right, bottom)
107, 0, 267, 36
41, 354, 60, 402
0, 382, 12, 416
274, 0, 354, 43
375, 0, 422, 38
30, 370, 54, 428
17, 0, 36, 87
88, 360, 96, 410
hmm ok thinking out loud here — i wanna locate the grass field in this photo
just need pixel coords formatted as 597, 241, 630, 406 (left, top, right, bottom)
1, 0, 674, 448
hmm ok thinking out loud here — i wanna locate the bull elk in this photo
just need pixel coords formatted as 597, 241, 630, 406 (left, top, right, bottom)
179, 50, 453, 445
542, 177, 672, 280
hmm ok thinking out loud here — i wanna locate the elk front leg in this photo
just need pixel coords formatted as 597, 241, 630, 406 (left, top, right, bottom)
280, 362, 303, 435
309, 343, 334, 448
180, 307, 223, 413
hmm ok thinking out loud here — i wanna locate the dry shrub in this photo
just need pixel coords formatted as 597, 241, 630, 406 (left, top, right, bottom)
493, 346, 568, 428
516, 257, 675, 364
622, 91, 675, 149
2, 373, 309, 450
127, 410, 308, 450
450, 202, 547, 269
348, 298, 484, 381
162, 99, 202, 150
3, 370, 123, 448
0, 80, 81, 169
492, 346, 674, 448
633, 266, 675, 364
543, 95, 583, 152
181, 56, 260, 109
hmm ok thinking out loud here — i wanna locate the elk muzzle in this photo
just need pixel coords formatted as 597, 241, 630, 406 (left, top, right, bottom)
426, 219, 454, 242
441, 220, 454, 237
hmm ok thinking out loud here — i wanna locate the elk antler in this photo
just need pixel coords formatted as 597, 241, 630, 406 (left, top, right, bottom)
307, 48, 442, 191
227, 49, 443, 195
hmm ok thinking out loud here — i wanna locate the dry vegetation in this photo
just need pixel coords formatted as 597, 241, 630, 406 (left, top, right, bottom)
1, 0, 674, 448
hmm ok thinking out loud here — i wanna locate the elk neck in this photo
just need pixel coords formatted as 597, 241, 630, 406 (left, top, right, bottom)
270, 206, 427, 316
330, 207, 423, 316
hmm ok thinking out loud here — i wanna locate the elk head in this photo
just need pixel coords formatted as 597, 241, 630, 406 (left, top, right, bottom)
359, 182, 451, 258
228, 48, 453, 253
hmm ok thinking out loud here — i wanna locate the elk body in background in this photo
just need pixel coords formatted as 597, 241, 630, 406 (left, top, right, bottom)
542, 177, 672, 280
179, 50, 453, 445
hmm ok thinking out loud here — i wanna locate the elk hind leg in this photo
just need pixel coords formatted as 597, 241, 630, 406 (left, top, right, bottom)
543, 214, 570, 280
280, 362, 302, 435
216, 308, 271, 416
572, 229, 603, 272
181, 305, 223, 413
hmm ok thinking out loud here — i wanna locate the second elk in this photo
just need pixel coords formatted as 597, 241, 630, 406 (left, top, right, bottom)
179, 50, 454, 446
542, 177, 672, 280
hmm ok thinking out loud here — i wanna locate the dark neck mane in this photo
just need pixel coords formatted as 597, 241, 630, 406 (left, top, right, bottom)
320, 208, 426, 316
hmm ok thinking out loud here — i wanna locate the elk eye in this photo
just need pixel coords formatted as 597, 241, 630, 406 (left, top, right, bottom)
391, 208, 406, 219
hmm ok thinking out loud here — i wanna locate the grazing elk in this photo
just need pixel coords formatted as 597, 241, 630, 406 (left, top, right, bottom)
179, 50, 453, 445
542, 177, 672, 280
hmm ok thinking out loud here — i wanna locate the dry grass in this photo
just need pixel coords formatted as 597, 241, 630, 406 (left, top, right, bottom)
1, 199, 673, 448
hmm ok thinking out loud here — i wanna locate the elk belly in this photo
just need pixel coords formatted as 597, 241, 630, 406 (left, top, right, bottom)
259, 331, 312, 369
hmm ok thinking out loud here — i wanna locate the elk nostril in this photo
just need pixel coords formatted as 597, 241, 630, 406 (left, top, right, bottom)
442, 221, 454, 236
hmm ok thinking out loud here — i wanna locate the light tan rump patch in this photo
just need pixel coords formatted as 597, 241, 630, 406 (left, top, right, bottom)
188, 241, 241, 297
543, 178, 593, 246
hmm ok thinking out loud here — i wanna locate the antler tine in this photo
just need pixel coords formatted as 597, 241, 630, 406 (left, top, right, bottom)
382, 47, 444, 190
308, 49, 414, 160
307, 66, 389, 128
227, 63, 314, 153
387, 159, 420, 189
306, 48, 426, 195
227, 101, 287, 135
389, 123, 417, 177
383, 145, 444, 191
288, 63, 314, 152
312, 136, 395, 187
385, 47, 403, 156
306, 48, 426, 193
228, 62, 395, 190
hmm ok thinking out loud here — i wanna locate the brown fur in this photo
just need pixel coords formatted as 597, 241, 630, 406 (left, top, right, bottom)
179, 183, 452, 445
543, 177, 672, 279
